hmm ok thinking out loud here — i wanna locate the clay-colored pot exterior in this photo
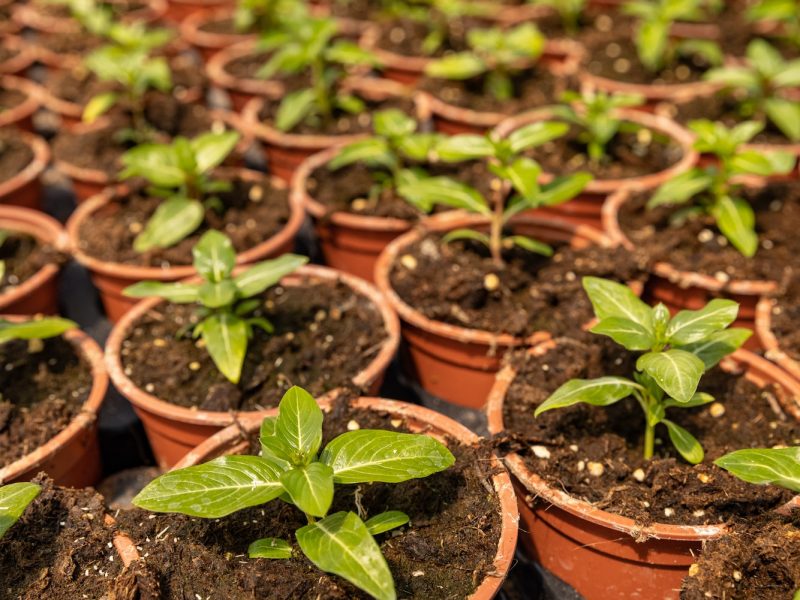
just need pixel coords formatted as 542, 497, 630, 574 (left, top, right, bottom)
0, 129, 50, 210
67, 169, 304, 322
0, 323, 108, 487
0, 206, 67, 315
179, 8, 255, 63
13, 0, 167, 35
174, 394, 519, 600
105, 265, 400, 468
0, 76, 42, 131
0, 36, 35, 76
206, 39, 285, 111
493, 106, 698, 228
486, 339, 800, 600
578, 68, 721, 109
756, 296, 800, 383
374, 213, 612, 408
164, 0, 232, 23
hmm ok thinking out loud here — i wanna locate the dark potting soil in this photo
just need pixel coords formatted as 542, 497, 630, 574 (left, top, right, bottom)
76, 174, 291, 268
121, 280, 388, 411
198, 16, 251, 36
0, 336, 92, 466
330, 0, 374, 21
618, 181, 800, 283
31, 0, 148, 19
375, 16, 493, 58
526, 123, 684, 180
114, 396, 504, 600
0, 87, 26, 113
35, 31, 104, 57
0, 129, 33, 184
680, 510, 800, 600
500, 335, 800, 526
771, 272, 800, 363
389, 233, 647, 337
0, 231, 62, 294
0, 476, 127, 599
419, 65, 571, 115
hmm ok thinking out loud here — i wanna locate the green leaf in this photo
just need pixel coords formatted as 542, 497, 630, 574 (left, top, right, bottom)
0, 483, 40, 539
539, 172, 593, 206
590, 317, 656, 350
507, 235, 553, 256
714, 195, 758, 257
434, 135, 495, 162
320, 430, 454, 484
425, 52, 486, 80
773, 58, 800, 87
582, 277, 653, 332
747, 38, 784, 77
398, 177, 490, 214
680, 328, 752, 369
441, 228, 491, 248
259, 416, 292, 468
0, 318, 76, 343
122, 281, 201, 303
704, 66, 760, 91
274, 386, 323, 465
275, 88, 317, 132
280, 463, 334, 517
364, 511, 409, 535
134, 197, 205, 253
505, 157, 541, 201
82, 92, 118, 123
664, 391, 714, 409
637, 20, 668, 71
764, 97, 800, 142
191, 131, 241, 173
296, 512, 396, 600
328, 139, 392, 171
198, 280, 238, 309
508, 121, 569, 153
120, 145, 186, 188
665, 299, 739, 345
534, 377, 641, 416
729, 150, 786, 176
662, 419, 704, 464
647, 169, 712, 208
396, 133, 441, 162
637, 349, 705, 404
373, 109, 416, 139
233, 254, 308, 299
715, 447, 800, 492
325, 40, 378, 66
192, 230, 236, 283
132, 455, 284, 517
200, 313, 248, 383
248, 537, 293, 559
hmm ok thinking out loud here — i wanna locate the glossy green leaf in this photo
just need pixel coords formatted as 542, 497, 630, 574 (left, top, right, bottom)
662, 419, 704, 464
505, 157, 541, 201
764, 97, 800, 142
665, 299, 739, 345
730, 149, 794, 176
122, 281, 201, 303
248, 537, 293, 559
191, 131, 241, 173
398, 177, 489, 214
0, 483, 40, 539
714, 195, 758, 257
134, 197, 205, 252
233, 254, 308, 298
396, 133, 441, 162
715, 447, 800, 492
274, 386, 323, 464
582, 277, 653, 331
0, 318, 76, 343
200, 313, 248, 383
198, 280, 237, 309
647, 169, 712, 208
534, 377, 641, 416
539, 172, 592, 206
680, 328, 752, 369
328, 139, 392, 171
192, 230, 236, 282
434, 135, 495, 162
280, 462, 334, 517
507, 235, 553, 256
275, 88, 316, 132
365, 511, 409, 535
259, 416, 292, 468
637, 349, 705, 404
441, 228, 491, 248
664, 391, 714, 409
373, 109, 416, 139
590, 317, 656, 350
507, 121, 569, 153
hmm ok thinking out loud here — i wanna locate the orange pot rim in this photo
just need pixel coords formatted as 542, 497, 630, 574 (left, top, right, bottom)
206, 38, 286, 98
174, 393, 519, 600
0, 323, 108, 483
13, 0, 167, 34
0, 75, 42, 128
104, 263, 401, 427
0, 129, 50, 200
756, 296, 800, 381
179, 7, 256, 51
485, 339, 800, 542
0, 35, 36, 75
578, 68, 722, 102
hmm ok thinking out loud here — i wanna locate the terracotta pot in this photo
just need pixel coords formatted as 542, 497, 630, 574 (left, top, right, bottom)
164, 0, 232, 23
0, 0, 20, 35
492, 106, 698, 228
0, 321, 107, 488
373, 213, 612, 408
0, 129, 50, 211
486, 339, 800, 600
243, 77, 415, 182
174, 393, 519, 600
67, 169, 304, 322
105, 263, 401, 468
0, 36, 36, 76
13, 0, 167, 35
179, 8, 256, 63
756, 296, 800, 383
205, 39, 285, 111
0, 75, 42, 131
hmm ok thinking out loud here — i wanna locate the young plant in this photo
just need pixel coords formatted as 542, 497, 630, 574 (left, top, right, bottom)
746, 0, 800, 49
535, 277, 752, 464
715, 446, 800, 492
124, 231, 308, 384
622, 0, 723, 72
119, 131, 241, 252
233, 0, 306, 32
0, 483, 40, 540
424, 23, 545, 101
398, 122, 592, 265
647, 119, 795, 256
256, 16, 379, 132
0, 316, 77, 344
528, 0, 587, 34
133, 385, 455, 600
705, 39, 800, 142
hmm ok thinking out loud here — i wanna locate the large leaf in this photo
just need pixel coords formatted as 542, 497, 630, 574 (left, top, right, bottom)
665, 299, 739, 345
647, 169, 712, 208
507, 121, 569, 153
191, 131, 241, 173
662, 419, 704, 464
200, 313, 248, 383
398, 177, 489, 214
280, 463, 334, 517
259, 416, 292, 468
582, 277, 653, 331
132, 455, 284, 517
590, 317, 655, 350
320, 430, 454, 484
234, 254, 308, 298
0, 318, 76, 343
248, 537, 293, 559
296, 511, 396, 600
714, 195, 758, 257
0, 483, 40, 540
120, 144, 185, 188
134, 197, 205, 252
680, 328, 752, 369
534, 376, 641, 416
275, 88, 317, 132
538, 172, 592, 206
123, 281, 201, 303
274, 386, 323, 465
714, 447, 800, 492
504, 157, 541, 202
192, 230, 236, 282
636, 349, 705, 404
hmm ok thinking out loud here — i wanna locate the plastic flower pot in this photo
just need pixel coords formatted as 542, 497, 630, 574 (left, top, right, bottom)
373, 213, 612, 409
206, 38, 285, 111
243, 77, 416, 182
0, 206, 66, 315
179, 8, 257, 63
0, 75, 42, 131
173, 393, 519, 600
0, 129, 50, 211
12, 0, 168, 35
164, 0, 232, 23
0, 321, 108, 488
67, 169, 304, 322
0, 35, 36, 76
104, 264, 401, 468
486, 338, 800, 600
756, 296, 800, 384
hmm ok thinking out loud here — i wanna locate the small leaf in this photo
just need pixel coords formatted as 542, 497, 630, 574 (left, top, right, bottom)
590, 317, 656, 350
764, 97, 800, 142
120, 144, 185, 188
275, 88, 316, 132
715, 447, 800, 492
328, 139, 392, 171
664, 391, 715, 409
134, 197, 205, 253
425, 52, 486, 80
398, 177, 490, 215
192, 230, 236, 283
198, 280, 238, 309
0, 318, 76, 343
535, 377, 641, 416
280, 463, 334, 517
122, 281, 201, 303
191, 131, 241, 173
538, 172, 593, 206
507, 121, 569, 154
648, 169, 713, 208
259, 416, 292, 468
434, 135, 495, 162
325, 40, 378, 66
441, 228, 491, 248
373, 109, 416, 139
714, 195, 758, 257
200, 313, 248, 383
396, 133, 441, 162
637, 349, 705, 404
82, 92, 118, 123
507, 235, 553, 256
365, 511, 409, 536
234, 254, 308, 298
505, 157, 541, 201
0, 483, 40, 539
680, 328, 752, 369
662, 419, 704, 464
274, 386, 323, 465
582, 277, 653, 332
665, 299, 739, 345
248, 537, 293, 559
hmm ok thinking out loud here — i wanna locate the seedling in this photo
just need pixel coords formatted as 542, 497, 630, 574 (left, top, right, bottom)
0, 483, 40, 540
256, 16, 379, 132
715, 446, 800, 492
133, 385, 455, 600
647, 119, 795, 256
119, 131, 241, 252
535, 277, 752, 464
398, 122, 592, 265
747, 0, 800, 49
424, 23, 545, 101
0, 316, 77, 343
124, 231, 308, 383
233, 0, 306, 32
528, 0, 587, 34
705, 39, 800, 142
622, 0, 723, 72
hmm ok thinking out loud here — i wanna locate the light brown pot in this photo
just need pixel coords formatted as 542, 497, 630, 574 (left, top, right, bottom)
0, 75, 42, 131
486, 339, 800, 600
105, 264, 401, 468
67, 169, 304, 322
243, 77, 416, 182
0, 129, 50, 211
0, 321, 108, 488
174, 393, 519, 600
0, 0, 20, 35
164, 0, 232, 23
756, 296, 800, 383
179, 8, 256, 63
0, 206, 66, 315
13, 0, 168, 35
373, 213, 612, 408
0, 36, 36, 76
205, 38, 285, 111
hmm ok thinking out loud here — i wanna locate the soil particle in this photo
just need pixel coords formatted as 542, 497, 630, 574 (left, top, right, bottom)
771, 271, 800, 362
0, 231, 63, 295
0, 128, 33, 185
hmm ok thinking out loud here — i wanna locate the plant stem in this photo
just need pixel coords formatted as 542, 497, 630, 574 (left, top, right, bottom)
311, 57, 332, 125
489, 186, 504, 266
643, 420, 655, 460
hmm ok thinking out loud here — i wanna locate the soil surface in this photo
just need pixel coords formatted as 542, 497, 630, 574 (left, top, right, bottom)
121, 279, 388, 410
115, 395, 504, 599
771, 271, 800, 362
0, 231, 62, 294
76, 173, 291, 267
0, 476, 127, 599
0, 335, 92, 466
618, 180, 800, 282
389, 232, 647, 337
681, 510, 800, 599
30, 0, 148, 19
375, 16, 493, 57
34, 30, 104, 57
0, 129, 33, 184
500, 335, 800, 526
0, 87, 27, 113
0, 46, 19, 66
